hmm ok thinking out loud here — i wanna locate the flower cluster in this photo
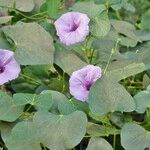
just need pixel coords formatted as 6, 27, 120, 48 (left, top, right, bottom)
55, 12, 102, 101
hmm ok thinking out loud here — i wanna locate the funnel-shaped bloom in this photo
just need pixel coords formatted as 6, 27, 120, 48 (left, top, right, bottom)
0, 49, 20, 85
69, 65, 102, 101
54, 12, 90, 45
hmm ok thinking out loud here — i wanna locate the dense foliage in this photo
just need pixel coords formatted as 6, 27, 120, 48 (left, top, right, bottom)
0, 0, 150, 150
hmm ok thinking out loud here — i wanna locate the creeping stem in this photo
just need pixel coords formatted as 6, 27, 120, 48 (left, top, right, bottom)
103, 38, 121, 75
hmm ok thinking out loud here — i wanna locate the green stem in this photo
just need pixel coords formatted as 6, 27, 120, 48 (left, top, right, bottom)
61, 72, 66, 93
116, 10, 122, 20
89, 48, 95, 64
103, 38, 120, 75
113, 133, 116, 150
20, 73, 41, 85
43, 144, 47, 150
127, 86, 144, 89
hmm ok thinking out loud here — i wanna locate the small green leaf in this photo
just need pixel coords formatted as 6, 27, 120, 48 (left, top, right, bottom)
13, 92, 53, 112
45, 0, 61, 19
141, 10, 150, 30
86, 137, 113, 150
87, 122, 119, 137
134, 90, 150, 113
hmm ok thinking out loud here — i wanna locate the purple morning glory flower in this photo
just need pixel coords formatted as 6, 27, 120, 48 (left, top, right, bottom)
0, 49, 20, 85
54, 12, 90, 46
69, 65, 102, 102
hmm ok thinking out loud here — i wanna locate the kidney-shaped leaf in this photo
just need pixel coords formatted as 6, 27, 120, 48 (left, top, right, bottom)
13, 92, 53, 112
35, 111, 87, 150
121, 123, 150, 150
5, 111, 87, 150
2, 22, 54, 65
89, 76, 135, 115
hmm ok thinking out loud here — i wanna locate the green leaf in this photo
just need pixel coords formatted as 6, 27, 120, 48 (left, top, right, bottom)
134, 30, 150, 41
13, 92, 53, 112
33, 0, 46, 11
54, 48, 87, 75
11, 65, 51, 93
89, 76, 135, 115
123, 43, 150, 70
134, 90, 150, 113
41, 90, 67, 113
0, 0, 35, 12
86, 137, 113, 150
5, 121, 41, 150
87, 122, 119, 137
92, 28, 119, 63
45, 0, 61, 19
58, 98, 89, 115
110, 0, 135, 12
106, 60, 145, 81
2, 22, 54, 65
0, 92, 23, 122
5, 111, 87, 150
90, 11, 111, 37
71, 1, 106, 18
0, 121, 15, 139
35, 111, 87, 150
111, 20, 141, 42
88, 112, 111, 125
119, 35, 137, 47
141, 10, 150, 30
109, 112, 132, 128
58, 100, 78, 115
121, 123, 150, 150
0, 30, 11, 49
